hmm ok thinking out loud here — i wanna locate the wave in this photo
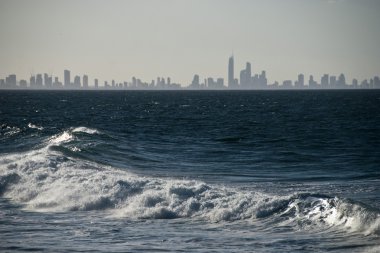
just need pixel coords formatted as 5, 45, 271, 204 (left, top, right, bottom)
47, 126, 100, 145
28, 123, 44, 131
0, 124, 21, 137
0, 129, 379, 236
72, 127, 100, 135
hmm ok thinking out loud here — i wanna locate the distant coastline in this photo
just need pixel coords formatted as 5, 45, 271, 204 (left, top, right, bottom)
2, 57, 379, 90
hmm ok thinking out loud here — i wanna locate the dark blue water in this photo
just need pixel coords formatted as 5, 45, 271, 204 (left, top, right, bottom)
1, 90, 379, 252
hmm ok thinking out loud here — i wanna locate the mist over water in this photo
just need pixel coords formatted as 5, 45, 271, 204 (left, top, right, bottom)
0, 90, 379, 252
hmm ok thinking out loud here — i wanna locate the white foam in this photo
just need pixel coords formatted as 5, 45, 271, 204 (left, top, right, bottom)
281, 195, 380, 236
48, 131, 74, 145
28, 123, 44, 130
72, 127, 100, 135
2, 126, 21, 136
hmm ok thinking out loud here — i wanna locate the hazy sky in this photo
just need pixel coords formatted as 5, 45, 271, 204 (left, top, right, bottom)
1, 0, 379, 85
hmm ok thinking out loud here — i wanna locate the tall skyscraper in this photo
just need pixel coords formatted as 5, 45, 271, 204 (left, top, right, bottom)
240, 62, 252, 88
338, 74, 346, 88
83, 75, 88, 88
44, 73, 52, 87
309, 75, 316, 88
30, 76, 36, 87
329, 76, 336, 88
36, 74, 43, 86
74, 76, 81, 87
228, 55, 235, 88
64, 70, 70, 87
296, 74, 304, 88
245, 62, 251, 87
321, 74, 329, 88
259, 71, 267, 88
190, 74, 200, 88
240, 69, 246, 88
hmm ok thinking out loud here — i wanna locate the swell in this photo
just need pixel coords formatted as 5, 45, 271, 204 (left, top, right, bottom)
0, 128, 379, 237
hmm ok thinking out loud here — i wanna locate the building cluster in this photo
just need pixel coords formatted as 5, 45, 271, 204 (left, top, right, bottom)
0, 70, 180, 90
188, 55, 380, 90
1, 57, 380, 90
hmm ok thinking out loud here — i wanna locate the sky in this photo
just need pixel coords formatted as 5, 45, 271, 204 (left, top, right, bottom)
0, 0, 379, 86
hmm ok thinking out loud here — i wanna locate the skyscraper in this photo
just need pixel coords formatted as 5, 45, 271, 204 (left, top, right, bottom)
74, 76, 81, 87
190, 74, 200, 88
329, 76, 336, 88
36, 74, 43, 86
83, 75, 88, 88
259, 71, 267, 88
245, 62, 251, 88
64, 70, 70, 87
296, 74, 304, 88
228, 55, 235, 88
44, 73, 52, 87
240, 62, 252, 88
5, 74, 16, 88
30, 76, 36, 87
321, 74, 329, 88
338, 74, 346, 88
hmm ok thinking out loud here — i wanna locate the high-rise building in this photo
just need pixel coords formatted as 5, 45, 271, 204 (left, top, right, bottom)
337, 74, 346, 88
360, 79, 369, 88
352, 78, 358, 88
83, 75, 88, 88
240, 69, 246, 88
228, 55, 235, 88
74, 76, 81, 87
259, 71, 267, 88
321, 74, 329, 88
19, 80, 27, 88
36, 74, 43, 86
216, 78, 224, 88
94, 79, 98, 88
374, 76, 380, 89
282, 80, 292, 88
295, 74, 304, 88
5, 74, 17, 87
190, 74, 200, 89
240, 62, 252, 88
53, 77, 62, 87
309, 75, 317, 88
64, 70, 70, 87
44, 73, 52, 87
329, 76, 336, 88
30, 76, 36, 87
246, 62, 251, 84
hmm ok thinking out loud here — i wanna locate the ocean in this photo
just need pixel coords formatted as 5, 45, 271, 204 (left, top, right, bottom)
0, 90, 379, 252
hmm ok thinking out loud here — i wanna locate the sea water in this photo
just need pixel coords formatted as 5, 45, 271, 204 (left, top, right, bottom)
0, 90, 379, 252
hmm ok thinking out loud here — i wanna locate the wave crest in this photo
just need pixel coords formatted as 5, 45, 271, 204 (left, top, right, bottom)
72, 127, 100, 135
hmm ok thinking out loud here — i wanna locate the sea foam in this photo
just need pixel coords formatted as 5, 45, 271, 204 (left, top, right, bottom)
0, 129, 379, 236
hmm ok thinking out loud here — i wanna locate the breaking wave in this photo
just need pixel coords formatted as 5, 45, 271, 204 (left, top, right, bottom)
72, 127, 100, 135
28, 123, 44, 130
0, 128, 379, 236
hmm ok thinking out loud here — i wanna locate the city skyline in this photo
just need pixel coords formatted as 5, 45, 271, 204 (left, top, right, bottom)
1, 0, 380, 85
1, 55, 380, 90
